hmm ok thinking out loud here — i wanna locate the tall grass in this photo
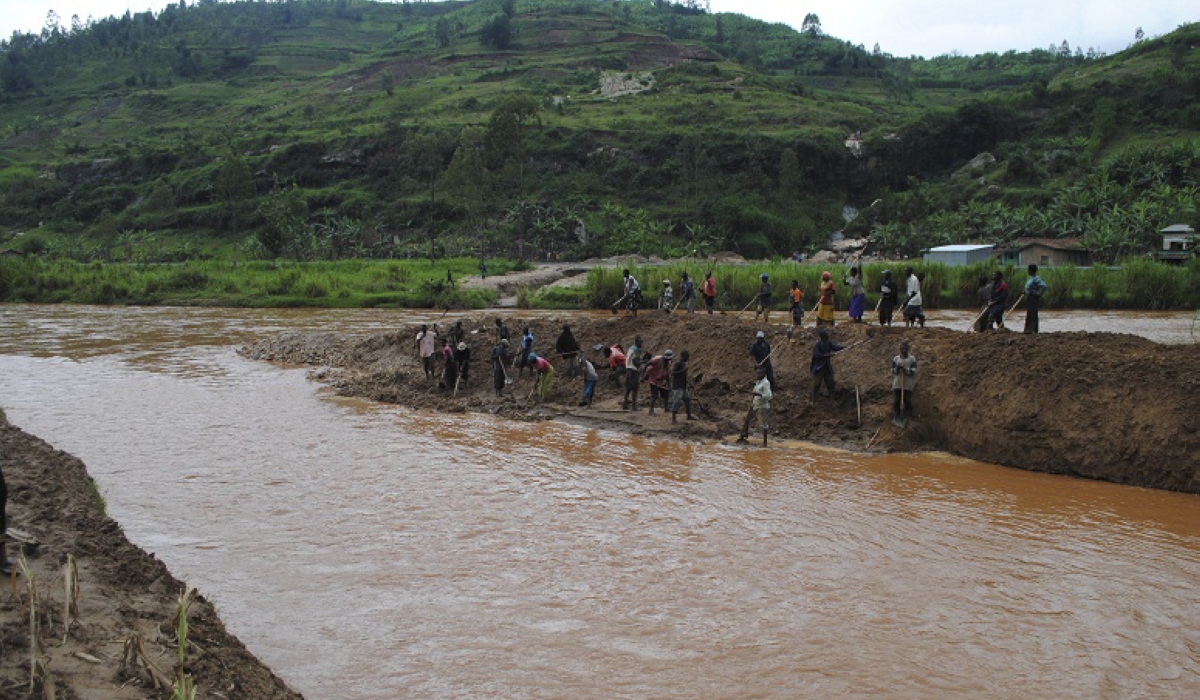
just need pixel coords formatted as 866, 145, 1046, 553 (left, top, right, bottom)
0, 257, 498, 308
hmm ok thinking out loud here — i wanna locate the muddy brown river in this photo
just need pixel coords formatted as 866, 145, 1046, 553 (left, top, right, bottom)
0, 305, 1196, 699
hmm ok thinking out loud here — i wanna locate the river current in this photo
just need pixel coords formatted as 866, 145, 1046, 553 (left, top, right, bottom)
0, 305, 1196, 699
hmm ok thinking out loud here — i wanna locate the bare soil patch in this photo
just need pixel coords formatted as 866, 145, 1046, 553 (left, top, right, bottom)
0, 418, 303, 699
242, 312, 1199, 493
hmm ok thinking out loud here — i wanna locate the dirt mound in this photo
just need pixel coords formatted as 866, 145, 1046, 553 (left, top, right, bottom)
241, 312, 1200, 493
0, 418, 303, 699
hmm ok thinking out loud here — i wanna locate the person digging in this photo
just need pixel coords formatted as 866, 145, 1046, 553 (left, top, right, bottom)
809, 328, 844, 401
738, 365, 773, 446
891, 340, 917, 425
670, 350, 694, 422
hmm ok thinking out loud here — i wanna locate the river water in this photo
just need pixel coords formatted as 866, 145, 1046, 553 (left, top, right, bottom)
0, 305, 1196, 699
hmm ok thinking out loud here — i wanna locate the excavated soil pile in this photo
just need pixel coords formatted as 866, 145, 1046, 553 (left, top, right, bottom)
242, 313, 1199, 493
0, 417, 303, 699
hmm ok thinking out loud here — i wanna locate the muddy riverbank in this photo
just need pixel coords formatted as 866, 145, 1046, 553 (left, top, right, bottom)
244, 313, 1199, 493
0, 415, 303, 699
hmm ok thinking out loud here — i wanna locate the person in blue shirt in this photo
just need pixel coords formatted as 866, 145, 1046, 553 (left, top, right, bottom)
1024, 264, 1048, 334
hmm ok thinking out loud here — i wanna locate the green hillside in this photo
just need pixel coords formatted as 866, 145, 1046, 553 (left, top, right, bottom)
1, 0, 1197, 264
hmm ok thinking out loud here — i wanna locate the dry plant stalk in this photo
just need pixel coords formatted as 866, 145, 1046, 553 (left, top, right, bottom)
63, 554, 80, 631
173, 586, 198, 700
122, 633, 174, 691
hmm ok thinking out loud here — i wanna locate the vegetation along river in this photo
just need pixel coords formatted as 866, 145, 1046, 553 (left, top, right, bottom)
0, 305, 1196, 699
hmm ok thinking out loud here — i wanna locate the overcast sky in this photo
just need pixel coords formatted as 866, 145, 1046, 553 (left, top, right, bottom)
2, 0, 1196, 57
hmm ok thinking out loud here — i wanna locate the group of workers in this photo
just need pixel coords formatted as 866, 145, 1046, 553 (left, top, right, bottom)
623, 263, 1048, 334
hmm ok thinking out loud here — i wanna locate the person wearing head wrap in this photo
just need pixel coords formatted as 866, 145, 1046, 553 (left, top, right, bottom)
879, 270, 898, 326
530, 352, 555, 401
454, 341, 471, 383
845, 267, 866, 323
817, 271, 837, 326
891, 340, 917, 422
659, 279, 674, 313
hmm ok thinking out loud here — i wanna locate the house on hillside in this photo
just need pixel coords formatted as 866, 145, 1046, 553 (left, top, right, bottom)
1155, 224, 1196, 264
922, 244, 995, 267
1000, 238, 1089, 267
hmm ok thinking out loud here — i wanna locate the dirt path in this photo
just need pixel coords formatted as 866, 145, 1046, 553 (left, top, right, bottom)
243, 312, 1199, 493
0, 417, 304, 699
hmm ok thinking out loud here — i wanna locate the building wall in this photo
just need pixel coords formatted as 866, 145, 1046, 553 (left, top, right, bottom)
923, 249, 994, 267
1018, 244, 1089, 267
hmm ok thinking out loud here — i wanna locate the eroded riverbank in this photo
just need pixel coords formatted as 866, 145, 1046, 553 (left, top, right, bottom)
244, 313, 1200, 492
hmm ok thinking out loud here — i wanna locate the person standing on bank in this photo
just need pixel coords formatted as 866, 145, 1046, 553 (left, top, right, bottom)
809, 328, 844, 400
623, 269, 642, 316
679, 272, 697, 314
748, 330, 777, 391
517, 326, 535, 377
416, 324, 438, 380
623, 336, 643, 411
985, 271, 1009, 331
670, 350, 694, 422
580, 356, 599, 407
737, 366, 773, 446
754, 273, 772, 323
702, 271, 717, 314
660, 279, 674, 313
789, 280, 804, 326
1024, 264, 1048, 334
879, 270, 898, 326
491, 338, 510, 397
845, 267, 866, 323
973, 275, 992, 332
555, 324, 581, 379
892, 340, 917, 422
642, 349, 673, 416
817, 271, 837, 327
903, 267, 925, 328
455, 341, 471, 383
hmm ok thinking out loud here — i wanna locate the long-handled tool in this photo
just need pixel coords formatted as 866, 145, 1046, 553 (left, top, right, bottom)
1003, 293, 1025, 329
610, 293, 629, 314
966, 305, 990, 333
831, 337, 874, 356
735, 297, 757, 319
799, 301, 820, 326
893, 382, 907, 428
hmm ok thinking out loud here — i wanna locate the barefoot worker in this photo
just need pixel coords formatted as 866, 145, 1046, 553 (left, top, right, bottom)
748, 330, 777, 391
903, 267, 925, 328
810, 328, 844, 401
623, 336, 644, 411
985, 271, 1010, 331
754, 273, 773, 323
1024, 264, 1048, 334
817, 271, 837, 327
641, 349, 673, 416
580, 356, 599, 407
891, 340, 917, 424
622, 269, 643, 316
738, 366, 773, 446
659, 279, 674, 313
670, 350, 694, 422
517, 326, 535, 377
879, 270, 898, 326
702, 271, 717, 315
416, 324, 438, 380
491, 338, 511, 397
845, 267, 866, 323
603, 343, 626, 387
789, 280, 804, 326
679, 272, 697, 314
555, 325, 581, 379
530, 352, 555, 402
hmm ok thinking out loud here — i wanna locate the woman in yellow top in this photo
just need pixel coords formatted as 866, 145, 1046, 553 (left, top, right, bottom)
817, 271, 836, 326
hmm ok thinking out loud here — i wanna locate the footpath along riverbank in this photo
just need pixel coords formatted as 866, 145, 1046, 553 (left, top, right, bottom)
244, 313, 1199, 493
0, 415, 304, 699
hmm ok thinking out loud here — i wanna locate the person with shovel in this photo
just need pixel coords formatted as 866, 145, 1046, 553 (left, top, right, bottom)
670, 350, 694, 422
702, 271, 717, 314
491, 338, 511, 397
817, 271, 837, 327
530, 352, 555, 402
754, 273, 773, 323
604, 343, 626, 387
902, 267, 925, 328
555, 325, 581, 379
1024, 264, 1048, 334
455, 341, 471, 383
659, 279, 675, 313
622, 269, 642, 316
984, 270, 1010, 331
642, 349, 673, 415
809, 328, 844, 401
580, 356, 599, 407
748, 330, 777, 391
789, 280, 805, 326
517, 326, 535, 377
623, 336, 644, 411
845, 267, 866, 323
737, 365, 773, 446
679, 272, 697, 314
416, 324, 438, 380
891, 340, 917, 424
879, 270, 898, 326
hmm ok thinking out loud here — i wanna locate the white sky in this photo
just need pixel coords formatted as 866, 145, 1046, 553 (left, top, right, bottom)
1, 0, 1196, 57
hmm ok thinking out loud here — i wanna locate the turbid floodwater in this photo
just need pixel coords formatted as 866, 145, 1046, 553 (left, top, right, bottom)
0, 305, 1196, 699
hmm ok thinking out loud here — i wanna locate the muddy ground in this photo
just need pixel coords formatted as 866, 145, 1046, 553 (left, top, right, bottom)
243, 312, 1199, 494
0, 417, 303, 699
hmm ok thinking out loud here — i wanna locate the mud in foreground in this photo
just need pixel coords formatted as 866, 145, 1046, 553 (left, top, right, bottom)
0, 417, 303, 699
243, 313, 1199, 493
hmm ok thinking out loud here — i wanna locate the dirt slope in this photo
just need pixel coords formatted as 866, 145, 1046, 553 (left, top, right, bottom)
242, 313, 1200, 493
0, 417, 304, 699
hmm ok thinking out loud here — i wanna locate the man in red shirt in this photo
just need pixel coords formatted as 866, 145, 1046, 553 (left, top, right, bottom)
641, 350, 673, 416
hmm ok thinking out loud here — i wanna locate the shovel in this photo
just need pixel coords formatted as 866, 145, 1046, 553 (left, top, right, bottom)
610, 293, 629, 315
892, 382, 908, 428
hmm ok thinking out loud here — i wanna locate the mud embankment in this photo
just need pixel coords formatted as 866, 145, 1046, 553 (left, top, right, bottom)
242, 314, 1199, 493
0, 417, 303, 699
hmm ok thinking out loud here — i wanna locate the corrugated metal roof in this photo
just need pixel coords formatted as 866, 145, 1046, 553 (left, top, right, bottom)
927, 244, 995, 252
